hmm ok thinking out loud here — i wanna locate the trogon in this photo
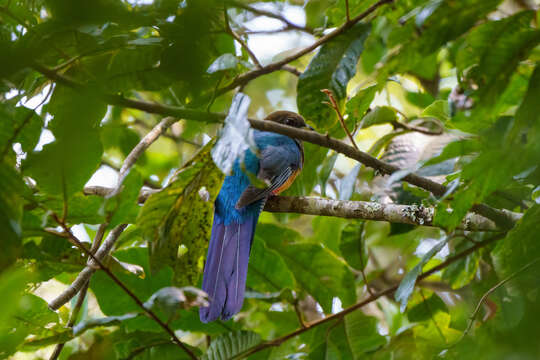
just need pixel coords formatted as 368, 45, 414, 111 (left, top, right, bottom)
200, 110, 311, 322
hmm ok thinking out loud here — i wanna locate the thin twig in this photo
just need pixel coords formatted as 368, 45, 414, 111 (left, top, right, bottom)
345, 0, 351, 22
48, 225, 127, 310
460, 257, 540, 339
281, 65, 301, 77
322, 89, 359, 150
293, 301, 307, 329
228, 0, 314, 34
49, 282, 90, 360
111, 116, 176, 198
132, 119, 202, 147
217, 0, 394, 94
224, 5, 262, 68
51, 214, 198, 360
231, 234, 505, 359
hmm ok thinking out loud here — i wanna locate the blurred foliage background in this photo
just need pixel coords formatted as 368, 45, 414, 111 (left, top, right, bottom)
1, 0, 540, 359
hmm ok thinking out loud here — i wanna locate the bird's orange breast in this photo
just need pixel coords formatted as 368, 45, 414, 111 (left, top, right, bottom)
272, 168, 301, 195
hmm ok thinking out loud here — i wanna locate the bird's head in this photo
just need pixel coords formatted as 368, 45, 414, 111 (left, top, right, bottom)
264, 110, 314, 130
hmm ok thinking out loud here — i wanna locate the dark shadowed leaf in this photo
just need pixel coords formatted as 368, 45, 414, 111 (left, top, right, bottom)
247, 235, 296, 293
203, 331, 260, 360
297, 23, 370, 130
395, 240, 446, 312
260, 224, 356, 313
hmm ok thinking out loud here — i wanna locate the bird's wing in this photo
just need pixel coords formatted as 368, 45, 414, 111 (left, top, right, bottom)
235, 145, 300, 209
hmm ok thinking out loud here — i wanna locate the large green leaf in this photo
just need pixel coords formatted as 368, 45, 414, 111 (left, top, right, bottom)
492, 205, 540, 292
137, 142, 224, 285
0, 102, 42, 155
339, 222, 368, 272
395, 240, 446, 312
297, 23, 370, 130
90, 247, 173, 315
203, 331, 260, 360
259, 224, 356, 313
246, 235, 296, 293
309, 312, 386, 359
454, 11, 540, 131
23, 86, 105, 199
383, 0, 502, 77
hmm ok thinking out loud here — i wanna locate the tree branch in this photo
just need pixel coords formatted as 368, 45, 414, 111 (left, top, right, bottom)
48, 224, 127, 310
228, 0, 314, 34
224, 5, 262, 69
83, 186, 516, 232
232, 233, 504, 359
33, 59, 516, 229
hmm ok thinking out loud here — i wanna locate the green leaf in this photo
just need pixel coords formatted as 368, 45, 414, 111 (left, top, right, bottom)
339, 222, 368, 271
492, 204, 540, 292
107, 169, 143, 226
203, 331, 260, 360
422, 100, 449, 123
297, 23, 370, 130
407, 294, 448, 322
345, 85, 378, 127
137, 142, 224, 285
310, 216, 348, 254
113, 330, 198, 360
247, 235, 295, 293
24, 127, 103, 198
442, 239, 480, 289
260, 224, 356, 313
0, 103, 42, 155
0, 267, 32, 357
311, 312, 386, 359
513, 63, 540, 136
454, 11, 540, 130
0, 162, 26, 269
90, 247, 174, 315
395, 240, 446, 312
24, 86, 105, 198
344, 311, 387, 355
361, 106, 396, 129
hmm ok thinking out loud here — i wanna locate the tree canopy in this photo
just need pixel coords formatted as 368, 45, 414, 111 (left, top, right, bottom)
1, 0, 540, 359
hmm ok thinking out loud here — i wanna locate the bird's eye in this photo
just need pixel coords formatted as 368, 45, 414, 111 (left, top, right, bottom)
286, 117, 295, 125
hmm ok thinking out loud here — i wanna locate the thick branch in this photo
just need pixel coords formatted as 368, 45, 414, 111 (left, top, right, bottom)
84, 186, 517, 232
247, 119, 517, 229
34, 62, 516, 228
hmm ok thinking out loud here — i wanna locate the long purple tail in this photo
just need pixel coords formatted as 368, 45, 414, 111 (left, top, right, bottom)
199, 214, 257, 323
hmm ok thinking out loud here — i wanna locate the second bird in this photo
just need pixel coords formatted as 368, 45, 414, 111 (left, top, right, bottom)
199, 110, 310, 322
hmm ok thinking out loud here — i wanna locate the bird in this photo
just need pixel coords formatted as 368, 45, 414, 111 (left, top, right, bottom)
199, 110, 311, 323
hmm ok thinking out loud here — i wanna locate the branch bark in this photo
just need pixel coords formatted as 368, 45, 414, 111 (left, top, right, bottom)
84, 186, 518, 232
